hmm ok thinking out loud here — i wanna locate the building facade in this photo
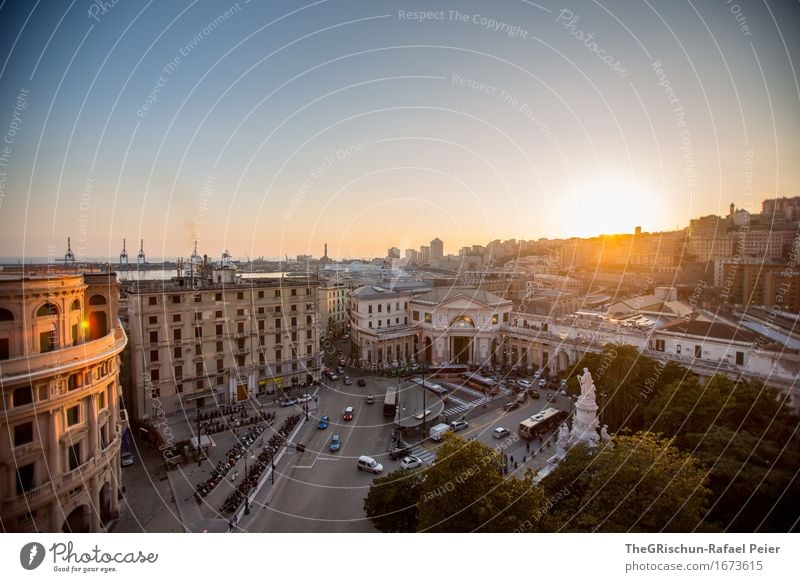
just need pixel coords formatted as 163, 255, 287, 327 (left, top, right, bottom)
0, 272, 127, 532
124, 269, 321, 421
318, 281, 348, 338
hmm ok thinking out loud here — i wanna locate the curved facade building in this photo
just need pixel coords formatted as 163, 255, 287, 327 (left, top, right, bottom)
0, 272, 127, 532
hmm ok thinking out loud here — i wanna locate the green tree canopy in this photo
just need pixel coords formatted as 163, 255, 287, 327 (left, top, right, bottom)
363, 468, 425, 532
542, 432, 712, 532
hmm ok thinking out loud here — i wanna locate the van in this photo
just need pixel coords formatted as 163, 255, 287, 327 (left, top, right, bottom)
429, 423, 452, 442
356, 455, 383, 474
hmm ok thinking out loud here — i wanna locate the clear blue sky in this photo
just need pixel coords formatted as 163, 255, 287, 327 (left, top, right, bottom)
0, 0, 797, 261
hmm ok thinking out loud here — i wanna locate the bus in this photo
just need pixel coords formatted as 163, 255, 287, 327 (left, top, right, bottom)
461, 372, 499, 395
410, 377, 447, 396
383, 386, 398, 418
518, 407, 567, 439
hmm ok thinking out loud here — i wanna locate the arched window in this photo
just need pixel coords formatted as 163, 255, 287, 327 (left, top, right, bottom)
70, 299, 81, 311
448, 314, 475, 328
0, 308, 13, 321
36, 303, 58, 317
89, 295, 107, 306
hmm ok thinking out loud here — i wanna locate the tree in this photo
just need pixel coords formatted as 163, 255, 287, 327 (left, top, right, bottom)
542, 432, 712, 532
417, 434, 551, 532
363, 468, 425, 532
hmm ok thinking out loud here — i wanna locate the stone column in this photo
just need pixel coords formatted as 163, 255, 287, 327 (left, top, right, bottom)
87, 394, 98, 457
48, 409, 61, 476
108, 384, 117, 437
89, 475, 101, 532
50, 499, 62, 531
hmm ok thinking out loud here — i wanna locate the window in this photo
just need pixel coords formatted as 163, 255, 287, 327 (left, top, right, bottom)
68, 443, 81, 470
216, 341, 223, 353
291, 317, 297, 327
291, 288, 297, 296
275, 290, 281, 298
148, 297, 157, 306
150, 350, 159, 362
149, 331, 158, 343
173, 346, 181, 359
150, 369, 159, 382
175, 365, 183, 381
237, 308, 244, 316
196, 362, 204, 376
194, 312, 202, 321
13, 386, 33, 407
306, 330, 312, 339
491, 315, 498, 324
258, 291, 264, 299
654, 339, 665, 352
676, 344, 681, 354
306, 315, 312, 325
258, 320, 265, 330
378, 321, 382, 327
396, 318, 399, 324
306, 344, 312, 355
258, 307, 265, 314
276, 349, 281, 360
217, 359, 224, 372
194, 327, 202, 338
66, 405, 80, 426
16, 463, 34, 494
216, 324, 223, 336
387, 304, 391, 313
14, 422, 33, 446
275, 306, 281, 313
196, 379, 204, 390
237, 292, 244, 300
172, 314, 181, 323
148, 316, 158, 325
368, 305, 372, 314
424, 313, 432, 323
171, 295, 181, 304
291, 332, 297, 342
216, 310, 223, 318
404, 317, 408, 325
237, 322, 244, 334
215, 293, 222, 301
274, 333, 281, 344
291, 304, 297, 312
173, 328, 181, 341
694, 345, 702, 358
97, 391, 106, 410
275, 318, 281, 328
176, 383, 183, 393
68, 374, 80, 391
736, 351, 744, 365
194, 295, 202, 303
413, 311, 419, 321
378, 304, 382, 313
503, 313, 509, 322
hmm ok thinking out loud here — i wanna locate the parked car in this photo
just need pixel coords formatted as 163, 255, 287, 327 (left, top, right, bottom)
503, 401, 520, 412
330, 374, 338, 381
280, 398, 297, 407
411, 363, 419, 370
388, 445, 412, 460
449, 420, 469, 432
357, 378, 366, 387
400, 455, 422, 470
329, 434, 341, 451
517, 379, 533, 389
343, 376, 352, 385
492, 427, 510, 439
528, 389, 540, 399
366, 394, 375, 404
297, 394, 312, 403
538, 378, 548, 387
318, 415, 329, 430
336, 366, 344, 374
342, 406, 354, 421
560, 379, 568, 389
121, 451, 134, 467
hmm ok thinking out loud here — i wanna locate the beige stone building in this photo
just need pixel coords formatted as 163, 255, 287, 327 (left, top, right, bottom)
124, 267, 321, 421
0, 272, 127, 532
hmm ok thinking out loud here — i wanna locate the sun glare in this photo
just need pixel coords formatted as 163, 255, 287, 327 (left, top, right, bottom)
560, 180, 658, 237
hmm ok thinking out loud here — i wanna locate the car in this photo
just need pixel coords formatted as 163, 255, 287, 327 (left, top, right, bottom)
517, 379, 533, 389
449, 420, 469, 432
411, 363, 419, 370
343, 376, 352, 385
357, 455, 383, 474
528, 389, 540, 399
533, 370, 541, 378
559, 379, 567, 388
388, 445, 412, 460
538, 378, 548, 387
492, 427, 510, 439
342, 406, 354, 421
547, 393, 557, 402
366, 394, 375, 404
503, 401, 520, 412
336, 366, 344, 374
400, 455, 422, 470
297, 394, 312, 403
279, 398, 297, 407
329, 374, 338, 381
318, 415, 330, 430
357, 378, 366, 387
121, 451, 134, 467
329, 434, 341, 451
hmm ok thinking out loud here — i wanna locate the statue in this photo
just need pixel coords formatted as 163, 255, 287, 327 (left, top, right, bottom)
577, 367, 596, 401
555, 422, 569, 459
600, 424, 612, 442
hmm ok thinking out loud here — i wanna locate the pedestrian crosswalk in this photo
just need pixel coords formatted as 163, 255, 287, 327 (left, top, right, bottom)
443, 387, 511, 418
410, 444, 435, 465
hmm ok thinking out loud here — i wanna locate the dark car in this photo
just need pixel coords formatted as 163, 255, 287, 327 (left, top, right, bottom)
528, 389, 540, 399
318, 415, 330, 430
388, 445, 412, 460
503, 401, 520, 412
357, 378, 366, 387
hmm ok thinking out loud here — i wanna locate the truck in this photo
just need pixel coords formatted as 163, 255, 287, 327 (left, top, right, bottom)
429, 423, 452, 442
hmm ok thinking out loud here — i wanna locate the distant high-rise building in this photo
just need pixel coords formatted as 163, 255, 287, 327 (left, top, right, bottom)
430, 238, 444, 260
404, 249, 418, 264
420, 245, 431, 263
387, 247, 400, 259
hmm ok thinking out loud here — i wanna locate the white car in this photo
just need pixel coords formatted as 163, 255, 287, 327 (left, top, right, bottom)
343, 376, 352, 385
121, 451, 134, 466
297, 394, 312, 403
492, 427, 510, 439
517, 379, 532, 389
538, 378, 548, 387
400, 455, 422, 470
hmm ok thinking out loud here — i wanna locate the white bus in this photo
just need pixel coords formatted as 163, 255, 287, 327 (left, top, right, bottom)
518, 407, 567, 439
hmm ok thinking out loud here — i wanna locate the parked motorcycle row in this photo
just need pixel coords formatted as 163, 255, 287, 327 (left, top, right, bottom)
219, 413, 303, 515
199, 409, 277, 436
194, 421, 270, 498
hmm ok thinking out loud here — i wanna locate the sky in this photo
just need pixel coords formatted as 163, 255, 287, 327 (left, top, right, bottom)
0, 0, 798, 261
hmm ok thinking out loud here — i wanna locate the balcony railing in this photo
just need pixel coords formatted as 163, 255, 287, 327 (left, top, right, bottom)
0, 324, 127, 382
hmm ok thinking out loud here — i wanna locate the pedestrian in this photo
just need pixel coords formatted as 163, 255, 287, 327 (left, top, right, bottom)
514, 461, 518, 470
526, 441, 530, 453
522, 455, 526, 464
510, 455, 514, 465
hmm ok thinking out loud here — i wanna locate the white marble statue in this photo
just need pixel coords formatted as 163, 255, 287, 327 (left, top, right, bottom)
577, 367, 596, 401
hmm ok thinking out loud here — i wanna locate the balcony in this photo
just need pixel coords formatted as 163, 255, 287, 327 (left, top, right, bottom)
0, 324, 127, 384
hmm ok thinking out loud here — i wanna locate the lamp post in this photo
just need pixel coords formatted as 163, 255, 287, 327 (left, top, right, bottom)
244, 453, 251, 515
196, 411, 202, 466
420, 365, 427, 438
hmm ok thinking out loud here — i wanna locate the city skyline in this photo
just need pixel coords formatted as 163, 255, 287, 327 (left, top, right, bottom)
0, 1, 798, 259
